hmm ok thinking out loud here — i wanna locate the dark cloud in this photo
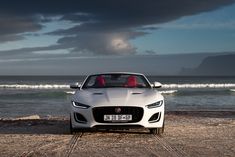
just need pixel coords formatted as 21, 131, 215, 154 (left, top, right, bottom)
0, 15, 43, 42
0, 35, 24, 43
60, 13, 96, 23
0, 0, 234, 55
1, 1, 234, 21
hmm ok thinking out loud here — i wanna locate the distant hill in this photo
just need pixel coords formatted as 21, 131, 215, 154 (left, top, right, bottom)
180, 54, 235, 76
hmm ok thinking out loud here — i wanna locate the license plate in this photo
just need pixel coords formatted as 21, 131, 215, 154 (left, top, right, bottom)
104, 115, 132, 121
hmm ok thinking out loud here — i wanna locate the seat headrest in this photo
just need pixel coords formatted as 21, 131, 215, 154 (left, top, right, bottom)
95, 76, 105, 87
127, 76, 137, 87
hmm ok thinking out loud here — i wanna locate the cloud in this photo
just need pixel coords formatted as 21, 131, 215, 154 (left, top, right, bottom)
55, 31, 147, 55
0, 35, 24, 43
0, 31, 145, 56
0, 14, 43, 42
0, 0, 234, 55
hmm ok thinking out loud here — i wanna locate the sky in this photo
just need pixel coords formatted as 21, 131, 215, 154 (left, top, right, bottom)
0, 0, 235, 75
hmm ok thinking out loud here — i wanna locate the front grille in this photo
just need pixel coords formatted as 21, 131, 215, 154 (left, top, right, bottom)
92, 106, 144, 123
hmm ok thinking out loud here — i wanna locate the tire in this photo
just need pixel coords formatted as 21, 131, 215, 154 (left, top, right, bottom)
150, 128, 160, 135
150, 121, 165, 135
161, 121, 165, 134
70, 117, 75, 134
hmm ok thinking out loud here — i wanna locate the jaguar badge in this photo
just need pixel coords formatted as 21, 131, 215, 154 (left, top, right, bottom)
115, 107, 121, 113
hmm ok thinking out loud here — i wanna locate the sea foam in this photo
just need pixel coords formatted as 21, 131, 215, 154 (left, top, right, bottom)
65, 91, 76, 94
162, 84, 235, 89
1, 83, 235, 89
159, 90, 178, 94
0, 84, 70, 89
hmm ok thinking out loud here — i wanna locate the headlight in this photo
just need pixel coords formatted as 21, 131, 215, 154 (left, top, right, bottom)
146, 100, 163, 109
72, 101, 90, 109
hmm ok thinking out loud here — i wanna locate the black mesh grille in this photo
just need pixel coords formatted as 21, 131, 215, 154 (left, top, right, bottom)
92, 106, 143, 123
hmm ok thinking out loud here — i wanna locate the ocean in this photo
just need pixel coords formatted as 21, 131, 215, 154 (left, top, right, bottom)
0, 76, 235, 118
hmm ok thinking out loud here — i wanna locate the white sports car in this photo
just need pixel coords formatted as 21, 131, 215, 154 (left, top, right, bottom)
70, 72, 164, 135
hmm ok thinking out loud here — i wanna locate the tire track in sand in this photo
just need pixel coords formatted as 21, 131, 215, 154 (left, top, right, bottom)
19, 139, 69, 157
153, 135, 188, 157
65, 132, 83, 157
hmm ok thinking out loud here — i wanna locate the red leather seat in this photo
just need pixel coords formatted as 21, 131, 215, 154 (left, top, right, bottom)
126, 76, 137, 87
95, 76, 106, 87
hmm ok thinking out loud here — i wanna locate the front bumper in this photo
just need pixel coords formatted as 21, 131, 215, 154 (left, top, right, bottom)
70, 104, 164, 129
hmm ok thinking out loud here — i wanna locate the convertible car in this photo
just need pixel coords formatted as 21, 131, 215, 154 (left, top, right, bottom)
70, 72, 164, 135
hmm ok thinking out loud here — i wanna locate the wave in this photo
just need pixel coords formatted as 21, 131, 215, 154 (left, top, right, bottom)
159, 90, 178, 94
64, 90, 178, 95
65, 91, 76, 94
230, 89, 235, 92
1, 83, 235, 89
162, 83, 235, 89
0, 84, 70, 89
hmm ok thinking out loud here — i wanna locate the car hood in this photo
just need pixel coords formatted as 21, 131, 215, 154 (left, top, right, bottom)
72, 88, 163, 107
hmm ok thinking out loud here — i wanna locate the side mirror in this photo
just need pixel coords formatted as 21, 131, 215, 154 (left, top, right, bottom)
70, 83, 81, 89
152, 82, 162, 88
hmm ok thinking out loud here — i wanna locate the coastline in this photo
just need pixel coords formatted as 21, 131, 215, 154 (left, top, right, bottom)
0, 111, 234, 157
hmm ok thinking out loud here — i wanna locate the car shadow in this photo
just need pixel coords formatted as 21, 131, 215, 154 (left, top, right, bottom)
79, 129, 150, 135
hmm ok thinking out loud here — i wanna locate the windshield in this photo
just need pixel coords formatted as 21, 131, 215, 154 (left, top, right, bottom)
82, 74, 151, 89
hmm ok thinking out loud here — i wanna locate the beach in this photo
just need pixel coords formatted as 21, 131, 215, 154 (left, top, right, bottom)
0, 76, 235, 156
0, 111, 234, 157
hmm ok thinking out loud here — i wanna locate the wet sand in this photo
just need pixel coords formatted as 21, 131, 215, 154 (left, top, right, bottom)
0, 111, 234, 157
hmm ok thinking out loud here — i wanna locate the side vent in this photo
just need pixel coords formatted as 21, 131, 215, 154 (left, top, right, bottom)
148, 112, 161, 123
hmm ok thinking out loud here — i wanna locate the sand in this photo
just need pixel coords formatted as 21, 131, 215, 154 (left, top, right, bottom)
0, 111, 234, 157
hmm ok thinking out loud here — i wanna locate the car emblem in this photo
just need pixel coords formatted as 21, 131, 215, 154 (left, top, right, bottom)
115, 107, 121, 113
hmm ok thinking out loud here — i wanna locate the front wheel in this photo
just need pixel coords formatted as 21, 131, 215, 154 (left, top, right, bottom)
149, 122, 165, 135
69, 117, 75, 134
